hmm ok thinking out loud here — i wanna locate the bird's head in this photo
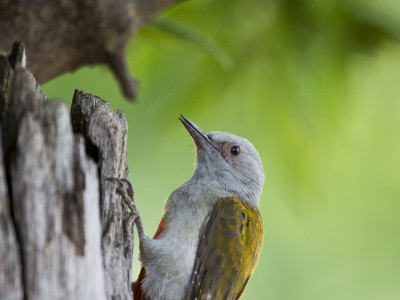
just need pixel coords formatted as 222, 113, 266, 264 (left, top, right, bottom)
180, 115, 265, 207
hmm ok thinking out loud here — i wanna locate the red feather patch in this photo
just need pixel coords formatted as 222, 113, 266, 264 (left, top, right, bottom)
133, 218, 165, 299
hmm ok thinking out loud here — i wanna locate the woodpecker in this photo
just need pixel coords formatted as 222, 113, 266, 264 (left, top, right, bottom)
127, 115, 265, 300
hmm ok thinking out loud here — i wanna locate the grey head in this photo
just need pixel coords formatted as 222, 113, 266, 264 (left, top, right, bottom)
180, 115, 265, 207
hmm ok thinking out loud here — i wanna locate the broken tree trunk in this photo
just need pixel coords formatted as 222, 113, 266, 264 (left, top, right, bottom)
0, 43, 134, 299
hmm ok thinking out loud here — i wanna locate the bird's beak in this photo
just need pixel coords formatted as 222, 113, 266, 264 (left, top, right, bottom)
179, 115, 216, 151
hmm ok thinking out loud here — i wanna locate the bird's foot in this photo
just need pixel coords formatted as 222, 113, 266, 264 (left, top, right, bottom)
106, 178, 145, 240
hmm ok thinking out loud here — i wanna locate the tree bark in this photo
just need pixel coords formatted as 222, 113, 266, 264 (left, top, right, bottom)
0, 42, 134, 299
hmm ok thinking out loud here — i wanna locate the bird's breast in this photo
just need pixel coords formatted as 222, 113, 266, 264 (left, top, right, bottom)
140, 199, 213, 300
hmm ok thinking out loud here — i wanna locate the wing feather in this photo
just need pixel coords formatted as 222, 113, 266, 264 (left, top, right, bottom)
185, 197, 264, 300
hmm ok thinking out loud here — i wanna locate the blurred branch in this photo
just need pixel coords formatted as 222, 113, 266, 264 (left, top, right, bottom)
0, 0, 179, 100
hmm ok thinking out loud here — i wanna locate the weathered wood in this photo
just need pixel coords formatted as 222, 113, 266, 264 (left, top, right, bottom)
0, 134, 23, 300
71, 90, 133, 300
0, 42, 133, 299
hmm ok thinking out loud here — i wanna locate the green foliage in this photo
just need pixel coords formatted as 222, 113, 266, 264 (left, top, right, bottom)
151, 18, 233, 70
43, 0, 400, 299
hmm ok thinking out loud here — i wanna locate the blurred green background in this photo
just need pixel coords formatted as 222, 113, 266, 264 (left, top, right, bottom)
43, 0, 400, 299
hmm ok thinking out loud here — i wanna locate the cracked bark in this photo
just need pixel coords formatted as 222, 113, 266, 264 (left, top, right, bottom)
0, 42, 134, 299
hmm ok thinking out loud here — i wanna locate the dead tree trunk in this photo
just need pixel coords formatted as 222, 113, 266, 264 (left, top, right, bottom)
0, 43, 134, 299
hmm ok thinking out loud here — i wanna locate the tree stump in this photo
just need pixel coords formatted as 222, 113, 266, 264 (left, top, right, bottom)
0, 43, 134, 299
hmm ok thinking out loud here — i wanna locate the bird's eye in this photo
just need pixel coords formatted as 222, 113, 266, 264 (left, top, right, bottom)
230, 145, 240, 156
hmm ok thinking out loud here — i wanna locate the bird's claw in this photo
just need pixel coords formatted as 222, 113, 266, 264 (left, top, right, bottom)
106, 177, 145, 239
